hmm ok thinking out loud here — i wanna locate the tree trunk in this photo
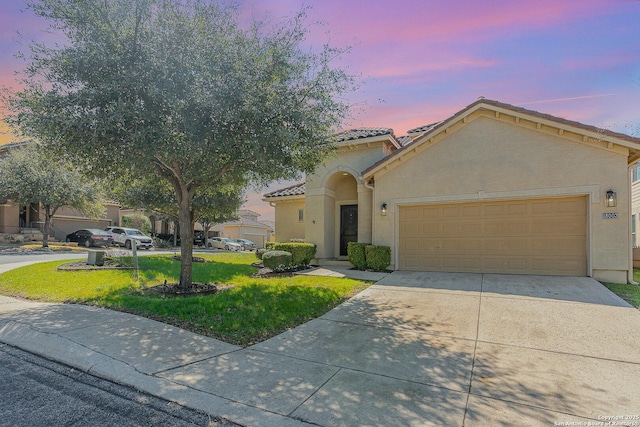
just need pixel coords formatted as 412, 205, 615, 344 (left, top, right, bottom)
203, 223, 211, 247
173, 220, 178, 247
177, 192, 194, 289
42, 205, 52, 248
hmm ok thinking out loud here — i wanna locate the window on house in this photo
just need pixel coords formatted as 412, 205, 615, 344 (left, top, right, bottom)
298, 209, 304, 222
633, 214, 637, 247
634, 167, 640, 182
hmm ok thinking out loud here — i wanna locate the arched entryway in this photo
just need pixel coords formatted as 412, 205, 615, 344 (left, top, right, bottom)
324, 171, 359, 259
305, 166, 373, 264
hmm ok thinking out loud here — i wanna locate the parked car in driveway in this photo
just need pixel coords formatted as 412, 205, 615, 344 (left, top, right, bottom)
104, 227, 153, 250
206, 237, 242, 251
65, 229, 114, 248
232, 239, 257, 251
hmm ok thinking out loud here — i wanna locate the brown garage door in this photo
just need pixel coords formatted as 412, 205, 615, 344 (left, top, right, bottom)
398, 197, 587, 276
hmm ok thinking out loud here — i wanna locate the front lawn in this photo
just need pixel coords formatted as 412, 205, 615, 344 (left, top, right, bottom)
0, 252, 370, 346
603, 269, 640, 308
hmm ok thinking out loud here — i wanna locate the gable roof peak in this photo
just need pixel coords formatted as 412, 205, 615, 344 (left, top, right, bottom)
362, 98, 640, 177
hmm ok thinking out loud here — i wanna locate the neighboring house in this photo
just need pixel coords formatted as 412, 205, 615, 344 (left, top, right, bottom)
264, 99, 640, 283
124, 208, 273, 248
210, 210, 273, 248
0, 142, 120, 241
0, 201, 120, 242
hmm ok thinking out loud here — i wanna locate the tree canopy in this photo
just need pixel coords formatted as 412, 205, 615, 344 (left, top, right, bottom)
0, 143, 104, 247
4, 0, 356, 287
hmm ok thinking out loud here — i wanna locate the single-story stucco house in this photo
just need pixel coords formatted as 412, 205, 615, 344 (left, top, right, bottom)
264, 99, 640, 284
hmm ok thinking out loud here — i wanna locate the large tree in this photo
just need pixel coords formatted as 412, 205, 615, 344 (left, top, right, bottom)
0, 143, 104, 247
5, 0, 355, 287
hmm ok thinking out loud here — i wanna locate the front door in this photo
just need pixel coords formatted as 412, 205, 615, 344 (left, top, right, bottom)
340, 204, 358, 256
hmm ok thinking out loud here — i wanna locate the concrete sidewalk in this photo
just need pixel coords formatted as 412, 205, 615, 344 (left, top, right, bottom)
1, 263, 639, 426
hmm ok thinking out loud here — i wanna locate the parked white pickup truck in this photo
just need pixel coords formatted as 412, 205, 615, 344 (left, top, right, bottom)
104, 227, 154, 250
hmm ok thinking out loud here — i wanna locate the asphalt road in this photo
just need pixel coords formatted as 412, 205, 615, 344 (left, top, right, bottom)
0, 344, 239, 427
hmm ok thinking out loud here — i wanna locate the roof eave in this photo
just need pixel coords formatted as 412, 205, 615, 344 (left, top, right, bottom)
337, 133, 400, 149
261, 194, 305, 203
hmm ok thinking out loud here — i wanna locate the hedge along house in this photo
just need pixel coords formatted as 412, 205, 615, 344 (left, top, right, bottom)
263, 99, 640, 284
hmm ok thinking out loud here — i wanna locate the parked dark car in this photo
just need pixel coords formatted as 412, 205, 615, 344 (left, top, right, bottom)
232, 239, 257, 251
65, 229, 114, 248
194, 231, 204, 246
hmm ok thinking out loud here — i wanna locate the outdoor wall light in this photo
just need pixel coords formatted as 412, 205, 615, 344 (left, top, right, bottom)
381, 202, 387, 216
606, 189, 617, 208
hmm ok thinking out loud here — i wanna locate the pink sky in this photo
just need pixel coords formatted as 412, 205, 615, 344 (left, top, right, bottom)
2, 0, 640, 221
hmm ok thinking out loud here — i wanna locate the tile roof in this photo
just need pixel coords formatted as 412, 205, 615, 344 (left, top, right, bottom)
263, 182, 305, 199
0, 140, 32, 157
334, 127, 394, 142
396, 135, 413, 147
406, 121, 444, 135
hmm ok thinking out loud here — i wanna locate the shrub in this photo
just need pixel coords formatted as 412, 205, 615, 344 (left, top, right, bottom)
121, 213, 152, 235
365, 245, 391, 270
255, 248, 268, 260
267, 242, 316, 266
152, 237, 172, 248
347, 242, 369, 269
262, 250, 293, 271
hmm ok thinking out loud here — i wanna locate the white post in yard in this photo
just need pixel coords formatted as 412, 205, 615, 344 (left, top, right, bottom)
131, 239, 139, 282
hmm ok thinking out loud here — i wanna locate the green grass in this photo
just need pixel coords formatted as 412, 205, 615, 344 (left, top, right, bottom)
603, 269, 640, 309
0, 252, 370, 346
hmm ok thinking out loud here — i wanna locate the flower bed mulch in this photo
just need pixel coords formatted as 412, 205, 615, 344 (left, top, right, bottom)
252, 264, 314, 278
144, 282, 233, 297
172, 255, 207, 263
57, 260, 134, 271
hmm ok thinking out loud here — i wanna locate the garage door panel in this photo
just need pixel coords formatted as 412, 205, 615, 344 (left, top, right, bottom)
461, 240, 482, 252
482, 204, 504, 216
402, 239, 422, 252
462, 205, 482, 217
398, 197, 587, 276
423, 223, 440, 235
442, 206, 461, 218
506, 203, 529, 215
400, 223, 423, 237
558, 198, 585, 213
531, 201, 555, 214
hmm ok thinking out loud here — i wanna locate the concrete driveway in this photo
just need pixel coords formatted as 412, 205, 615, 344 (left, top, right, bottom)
2, 268, 639, 426
239, 272, 640, 426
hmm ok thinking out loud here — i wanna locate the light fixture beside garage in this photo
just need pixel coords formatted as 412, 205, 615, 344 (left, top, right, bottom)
381, 203, 387, 216
606, 189, 617, 208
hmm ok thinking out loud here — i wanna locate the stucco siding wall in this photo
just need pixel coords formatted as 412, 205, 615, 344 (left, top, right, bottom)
631, 180, 640, 249
274, 200, 305, 243
306, 144, 389, 191
0, 204, 20, 234
222, 227, 241, 240
373, 116, 630, 281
